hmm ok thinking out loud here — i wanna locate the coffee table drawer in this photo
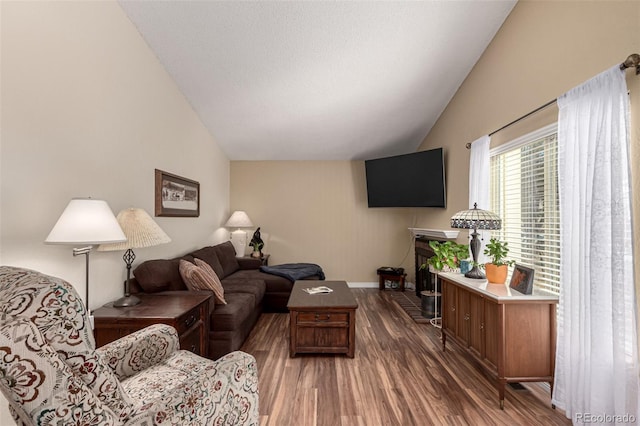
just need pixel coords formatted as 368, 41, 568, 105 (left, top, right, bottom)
296, 325, 349, 348
297, 312, 348, 324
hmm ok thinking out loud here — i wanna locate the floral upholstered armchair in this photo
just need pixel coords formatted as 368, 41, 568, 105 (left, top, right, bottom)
0, 266, 259, 425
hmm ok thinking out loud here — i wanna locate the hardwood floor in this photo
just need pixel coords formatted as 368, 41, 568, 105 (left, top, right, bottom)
241, 289, 570, 426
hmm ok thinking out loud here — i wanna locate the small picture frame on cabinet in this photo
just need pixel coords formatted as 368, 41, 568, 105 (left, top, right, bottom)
509, 264, 534, 295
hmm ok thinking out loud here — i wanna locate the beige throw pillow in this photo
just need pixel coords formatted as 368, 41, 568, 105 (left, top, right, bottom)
179, 259, 227, 305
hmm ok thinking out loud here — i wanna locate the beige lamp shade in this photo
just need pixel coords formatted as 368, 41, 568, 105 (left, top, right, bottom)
224, 211, 253, 228
45, 198, 126, 245
98, 208, 171, 251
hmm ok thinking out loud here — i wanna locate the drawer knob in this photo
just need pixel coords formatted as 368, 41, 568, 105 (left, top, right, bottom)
315, 314, 330, 321
184, 314, 196, 328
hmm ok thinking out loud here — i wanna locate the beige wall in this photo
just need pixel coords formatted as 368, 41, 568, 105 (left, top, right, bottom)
231, 161, 417, 282
231, 1, 640, 284
1, 2, 231, 419
417, 0, 640, 286
0, 3, 231, 324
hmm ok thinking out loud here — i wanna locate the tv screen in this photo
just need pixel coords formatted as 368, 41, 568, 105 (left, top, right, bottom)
365, 148, 446, 208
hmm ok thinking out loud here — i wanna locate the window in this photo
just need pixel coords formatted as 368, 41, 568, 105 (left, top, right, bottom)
489, 124, 560, 295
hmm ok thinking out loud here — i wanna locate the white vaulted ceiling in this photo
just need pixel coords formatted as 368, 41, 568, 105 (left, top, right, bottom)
119, 1, 515, 160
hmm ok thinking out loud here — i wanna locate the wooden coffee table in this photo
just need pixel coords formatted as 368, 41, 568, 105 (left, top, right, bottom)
287, 280, 358, 358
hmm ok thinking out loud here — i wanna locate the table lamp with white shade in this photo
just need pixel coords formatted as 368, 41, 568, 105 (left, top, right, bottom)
45, 198, 126, 312
225, 210, 253, 257
98, 208, 171, 307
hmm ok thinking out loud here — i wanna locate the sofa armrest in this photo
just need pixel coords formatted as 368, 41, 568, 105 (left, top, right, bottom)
237, 257, 262, 270
97, 323, 180, 380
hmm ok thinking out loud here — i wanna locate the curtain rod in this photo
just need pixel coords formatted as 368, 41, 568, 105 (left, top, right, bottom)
465, 53, 640, 149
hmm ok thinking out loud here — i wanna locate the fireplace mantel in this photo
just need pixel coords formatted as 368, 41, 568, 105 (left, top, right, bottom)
408, 228, 459, 240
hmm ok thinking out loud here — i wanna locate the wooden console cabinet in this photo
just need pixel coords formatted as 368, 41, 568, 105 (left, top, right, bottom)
439, 272, 558, 409
93, 291, 212, 358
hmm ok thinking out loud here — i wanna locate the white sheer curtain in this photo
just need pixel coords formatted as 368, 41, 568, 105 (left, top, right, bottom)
553, 66, 639, 422
468, 135, 491, 263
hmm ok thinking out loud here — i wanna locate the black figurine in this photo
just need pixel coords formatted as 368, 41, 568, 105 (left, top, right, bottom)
249, 227, 264, 257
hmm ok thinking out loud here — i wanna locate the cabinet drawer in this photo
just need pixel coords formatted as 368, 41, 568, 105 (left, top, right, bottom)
175, 306, 201, 335
180, 323, 203, 355
297, 312, 348, 325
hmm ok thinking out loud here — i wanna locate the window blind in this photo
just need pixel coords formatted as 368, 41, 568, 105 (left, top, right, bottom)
490, 124, 560, 295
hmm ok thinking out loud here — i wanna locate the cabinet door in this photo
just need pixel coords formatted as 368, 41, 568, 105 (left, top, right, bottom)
482, 299, 499, 371
468, 292, 484, 358
442, 280, 458, 336
457, 289, 470, 346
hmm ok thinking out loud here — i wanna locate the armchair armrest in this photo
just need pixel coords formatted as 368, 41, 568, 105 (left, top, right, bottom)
0, 318, 122, 425
97, 323, 180, 380
124, 350, 260, 425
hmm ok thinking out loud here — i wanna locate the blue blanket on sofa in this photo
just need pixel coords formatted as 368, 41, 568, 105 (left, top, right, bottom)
259, 263, 325, 282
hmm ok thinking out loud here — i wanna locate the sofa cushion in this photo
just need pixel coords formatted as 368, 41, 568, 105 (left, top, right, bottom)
237, 257, 262, 270
213, 241, 240, 277
190, 246, 225, 279
225, 269, 294, 294
221, 279, 266, 302
187, 259, 227, 305
133, 258, 189, 293
210, 293, 256, 332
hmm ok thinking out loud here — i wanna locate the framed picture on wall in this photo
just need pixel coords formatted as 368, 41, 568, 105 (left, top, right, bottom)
509, 264, 535, 295
155, 169, 200, 217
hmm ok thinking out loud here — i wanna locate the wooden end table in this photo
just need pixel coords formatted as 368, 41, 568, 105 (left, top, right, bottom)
93, 291, 212, 358
287, 281, 358, 358
378, 272, 406, 292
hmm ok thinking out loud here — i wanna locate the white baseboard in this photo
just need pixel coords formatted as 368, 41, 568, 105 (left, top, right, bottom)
345, 281, 416, 290
344, 281, 417, 290
346, 282, 378, 288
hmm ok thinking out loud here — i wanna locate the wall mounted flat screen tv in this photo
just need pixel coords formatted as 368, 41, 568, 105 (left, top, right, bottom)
365, 148, 446, 208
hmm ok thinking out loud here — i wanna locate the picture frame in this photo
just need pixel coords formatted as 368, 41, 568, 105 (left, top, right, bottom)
509, 264, 535, 295
155, 169, 200, 217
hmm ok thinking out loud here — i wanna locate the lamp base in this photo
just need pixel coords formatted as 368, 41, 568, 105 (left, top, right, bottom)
113, 294, 141, 308
465, 266, 486, 280
230, 230, 247, 257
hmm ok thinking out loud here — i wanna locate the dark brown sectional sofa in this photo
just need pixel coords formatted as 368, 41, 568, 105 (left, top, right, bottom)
129, 241, 319, 359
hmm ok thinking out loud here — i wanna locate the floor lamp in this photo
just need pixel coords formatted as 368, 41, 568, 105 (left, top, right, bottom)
98, 208, 171, 307
45, 198, 126, 314
450, 203, 502, 279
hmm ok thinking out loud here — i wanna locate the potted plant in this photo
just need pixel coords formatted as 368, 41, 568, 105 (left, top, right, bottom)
249, 239, 263, 258
482, 238, 515, 283
421, 240, 469, 272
